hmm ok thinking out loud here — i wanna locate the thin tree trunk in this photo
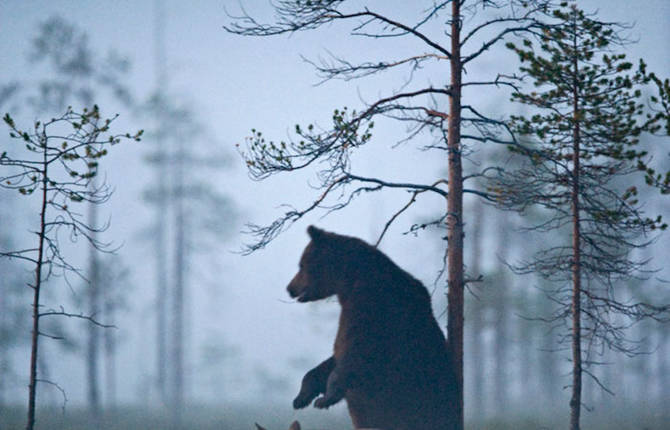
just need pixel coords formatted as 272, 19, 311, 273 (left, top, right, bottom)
517, 283, 533, 405
155, 174, 168, 405
468, 200, 485, 418
0, 263, 9, 409
103, 292, 116, 408
26, 153, 48, 430
86, 193, 101, 418
569, 20, 583, 429
491, 294, 507, 415
518, 302, 533, 405
155, 164, 168, 407
540, 317, 560, 405
171, 231, 184, 428
447, 2, 464, 428
659, 326, 669, 409
154, 0, 169, 404
493, 212, 510, 417
171, 138, 186, 428
0, 327, 4, 409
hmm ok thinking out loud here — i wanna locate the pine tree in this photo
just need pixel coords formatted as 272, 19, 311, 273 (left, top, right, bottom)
1, 107, 141, 430
495, 3, 670, 428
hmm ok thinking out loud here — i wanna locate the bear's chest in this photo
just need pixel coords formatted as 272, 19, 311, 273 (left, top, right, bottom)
332, 305, 404, 358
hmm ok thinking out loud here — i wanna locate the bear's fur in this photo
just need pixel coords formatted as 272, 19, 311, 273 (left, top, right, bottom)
288, 226, 458, 430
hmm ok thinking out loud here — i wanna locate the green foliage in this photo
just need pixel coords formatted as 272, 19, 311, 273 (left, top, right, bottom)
1, 106, 141, 253
505, 5, 669, 196
489, 2, 670, 368
499, 3, 666, 232
2, 107, 141, 197
648, 73, 670, 134
493, 9, 670, 428
1, 105, 141, 430
242, 105, 374, 180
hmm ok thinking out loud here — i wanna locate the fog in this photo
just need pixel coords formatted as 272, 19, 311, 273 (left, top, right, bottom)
1, 1, 669, 429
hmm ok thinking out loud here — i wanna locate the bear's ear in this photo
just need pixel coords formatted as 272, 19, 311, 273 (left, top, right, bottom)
307, 225, 325, 241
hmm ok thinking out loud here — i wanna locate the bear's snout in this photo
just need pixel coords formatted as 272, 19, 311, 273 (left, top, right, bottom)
286, 282, 301, 299
287, 272, 309, 301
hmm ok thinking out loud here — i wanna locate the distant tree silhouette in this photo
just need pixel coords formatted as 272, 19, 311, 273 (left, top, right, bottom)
0, 106, 141, 430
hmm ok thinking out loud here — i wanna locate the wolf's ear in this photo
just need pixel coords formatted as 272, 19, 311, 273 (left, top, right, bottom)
307, 225, 325, 240
289, 421, 301, 430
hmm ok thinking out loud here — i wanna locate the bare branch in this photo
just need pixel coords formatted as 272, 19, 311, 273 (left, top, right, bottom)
39, 306, 116, 329
347, 173, 448, 197
241, 175, 350, 254
36, 379, 68, 414
375, 178, 449, 247
225, 3, 452, 58
304, 52, 448, 84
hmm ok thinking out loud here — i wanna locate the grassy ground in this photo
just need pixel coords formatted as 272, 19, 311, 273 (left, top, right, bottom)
1, 404, 668, 429
0, 403, 352, 430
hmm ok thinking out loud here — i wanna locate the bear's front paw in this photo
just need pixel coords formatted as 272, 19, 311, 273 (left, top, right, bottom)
292, 391, 315, 409
313, 395, 333, 409
313, 390, 343, 409
313, 368, 346, 409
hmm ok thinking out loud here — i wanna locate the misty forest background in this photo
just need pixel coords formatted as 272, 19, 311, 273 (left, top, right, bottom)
1, 1, 670, 429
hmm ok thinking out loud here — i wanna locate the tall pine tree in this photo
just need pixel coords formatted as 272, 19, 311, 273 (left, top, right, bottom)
495, 3, 670, 428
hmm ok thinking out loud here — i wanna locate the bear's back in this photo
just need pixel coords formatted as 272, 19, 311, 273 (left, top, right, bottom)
334, 251, 457, 430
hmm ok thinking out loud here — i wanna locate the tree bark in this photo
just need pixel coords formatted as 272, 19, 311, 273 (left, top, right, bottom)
467, 199, 485, 418
171, 136, 186, 428
493, 212, 510, 417
156, 201, 168, 405
86, 191, 101, 417
447, 2, 464, 428
26, 152, 48, 430
569, 19, 583, 430
153, 0, 169, 405
103, 289, 117, 408
659, 327, 669, 409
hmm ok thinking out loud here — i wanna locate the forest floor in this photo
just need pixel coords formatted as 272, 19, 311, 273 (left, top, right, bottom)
0, 403, 668, 429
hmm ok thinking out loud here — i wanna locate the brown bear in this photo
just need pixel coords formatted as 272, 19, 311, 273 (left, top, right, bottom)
287, 226, 458, 430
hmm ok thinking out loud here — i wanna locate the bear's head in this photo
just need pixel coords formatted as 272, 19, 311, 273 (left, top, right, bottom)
287, 225, 358, 302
